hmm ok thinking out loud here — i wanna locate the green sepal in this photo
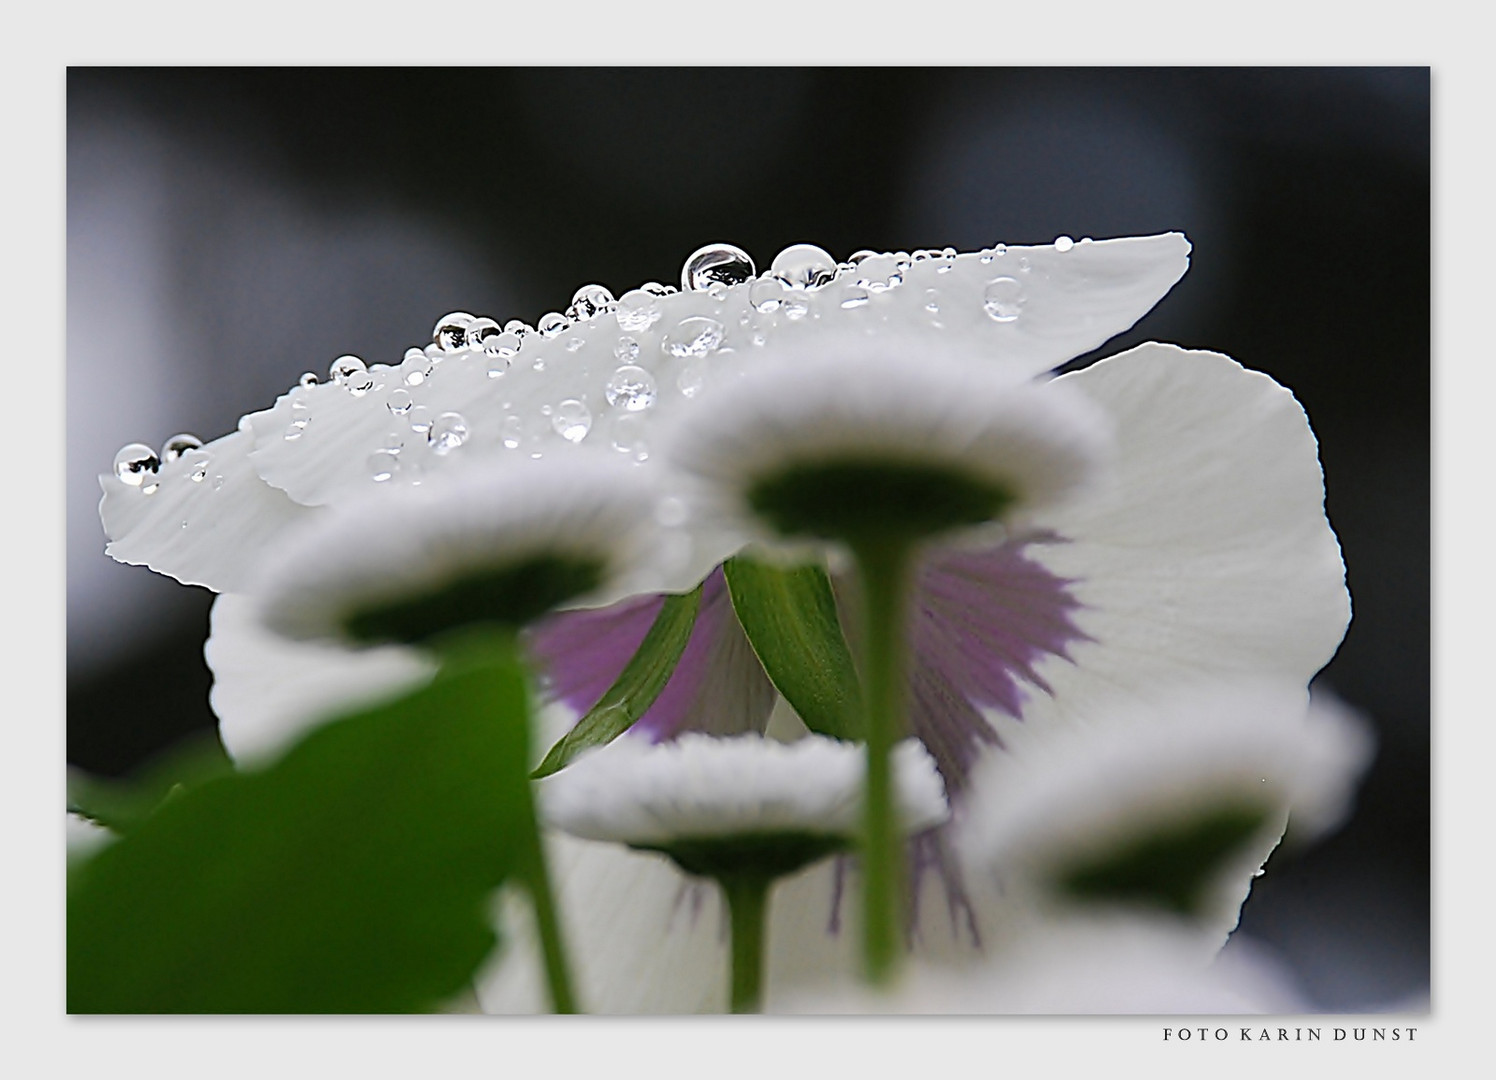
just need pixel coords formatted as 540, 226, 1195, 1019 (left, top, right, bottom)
531, 583, 704, 779
68, 634, 533, 1014
724, 554, 863, 741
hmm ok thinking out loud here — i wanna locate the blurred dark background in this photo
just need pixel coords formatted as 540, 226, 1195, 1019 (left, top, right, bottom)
66, 67, 1429, 1011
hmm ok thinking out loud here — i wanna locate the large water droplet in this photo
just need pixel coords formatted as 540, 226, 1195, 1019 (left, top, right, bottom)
983, 277, 1026, 322
367, 450, 401, 483
464, 317, 502, 348
537, 312, 571, 338
387, 388, 413, 415
330, 354, 367, 383
662, 316, 725, 359
1054, 235, 1075, 253
504, 319, 535, 339
681, 243, 754, 292
407, 405, 433, 434
114, 443, 159, 487
552, 399, 592, 443
771, 243, 838, 290
567, 284, 615, 322
428, 412, 469, 455
160, 433, 203, 463
401, 349, 433, 386
605, 366, 658, 412
749, 275, 786, 313
614, 288, 662, 332
485, 331, 521, 376
433, 312, 475, 351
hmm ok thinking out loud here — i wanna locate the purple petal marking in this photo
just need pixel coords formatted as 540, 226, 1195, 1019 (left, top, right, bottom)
525, 567, 777, 742
906, 533, 1089, 792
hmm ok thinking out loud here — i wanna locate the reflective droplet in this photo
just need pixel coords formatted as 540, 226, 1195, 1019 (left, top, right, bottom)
605, 366, 658, 412
1054, 235, 1075, 253
781, 294, 809, 321
551, 399, 592, 443
160, 433, 203, 463
564, 336, 586, 353
330, 354, 367, 384
367, 450, 401, 483
504, 319, 535, 339
614, 288, 663, 332
283, 423, 306, 441
433, 312, 475, 351
640, 281, 673, 297
182, 449, 210, 483
706, 282, 729, 302
567, 283, 615, 322
611, 413, 647, 455
464, 317, 502, 348
401, 351, 434, 386
662, 316, 725, 359
771, 244, 837, 290
677, 364, 705, 397
501, 415, 524, 450
428, 411, 469, 455
681, 243, 754, 292
983, 277, 1026, 322
840, 285, 871, 309
113, 443, 160, 486
212, 475, 225, 491
613, 336, 641, 362
423, 343, 445, 361
848, 249, 879, 266
537, 312, 571, 338
407, 405, 433, 434
298, 372, 318, 388
387, 388, 413, 415
749, 275, 786, 313
923, 289, 941, 314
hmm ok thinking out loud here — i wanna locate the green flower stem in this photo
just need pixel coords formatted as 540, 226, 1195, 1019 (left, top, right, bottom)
849, 537, 915, 987
522, 801, 579, 1014
720, 873, 772, 1013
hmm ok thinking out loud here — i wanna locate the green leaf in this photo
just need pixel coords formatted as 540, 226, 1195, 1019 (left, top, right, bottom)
67, 733, 232, 835
723, 555, 863, 741
531, 584, 703, 778
68, 634, 534, 1014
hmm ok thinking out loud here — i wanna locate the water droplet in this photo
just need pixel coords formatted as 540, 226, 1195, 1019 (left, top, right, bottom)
640, 281, 673, 297
611, 414, 647, 456
298, 372, 319, 388
501, 415, 524, 449
464, 316, 502, 348
1054, 235, 1075, 253
663, 316, 725, 359
564, 336, 586, 353
504, 319, 535, 339
613, 336, 641, 362
182, 449, 210, 483
681, 243, 755, 292
780, 294, 809, 320
551, 399, 592, 443
770, 244, 837, 290
330, 354, 366, 383
677, 364, 705, 397
983, 277, 1026, 322
749, 275, 786, 313
537, 312, 571, 338
212, 475, 225, 491
433, 312, 475, 351
924, 289, 941, 314
605, 366, 658, 412
400, 352, 433, 387
408, 405, 433, 434
848, 249, 879, 266
367, 450, 401, 483
840, 285, 871, 309
614, 288, 663, 332
428, 411, 469, 455
160, 433, 203, 463
114, 443, 159, 486
283, 423, 306, 441
387, 388, 413, 415
567, 284, 615, 322
706, 282, 729, 302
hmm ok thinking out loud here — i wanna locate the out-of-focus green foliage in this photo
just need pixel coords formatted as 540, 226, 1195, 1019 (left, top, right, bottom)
68, 635, 533, 1013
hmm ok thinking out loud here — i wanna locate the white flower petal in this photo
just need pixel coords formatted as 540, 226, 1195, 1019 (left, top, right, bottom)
204, 594, 434, 766
100, 427, 316, 591
1020, 343, 1350, 720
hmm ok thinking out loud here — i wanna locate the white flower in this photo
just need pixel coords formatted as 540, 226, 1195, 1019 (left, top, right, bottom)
250, 457, 666, 647
542, 732, 948, 848
957, 682, 1375, 945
